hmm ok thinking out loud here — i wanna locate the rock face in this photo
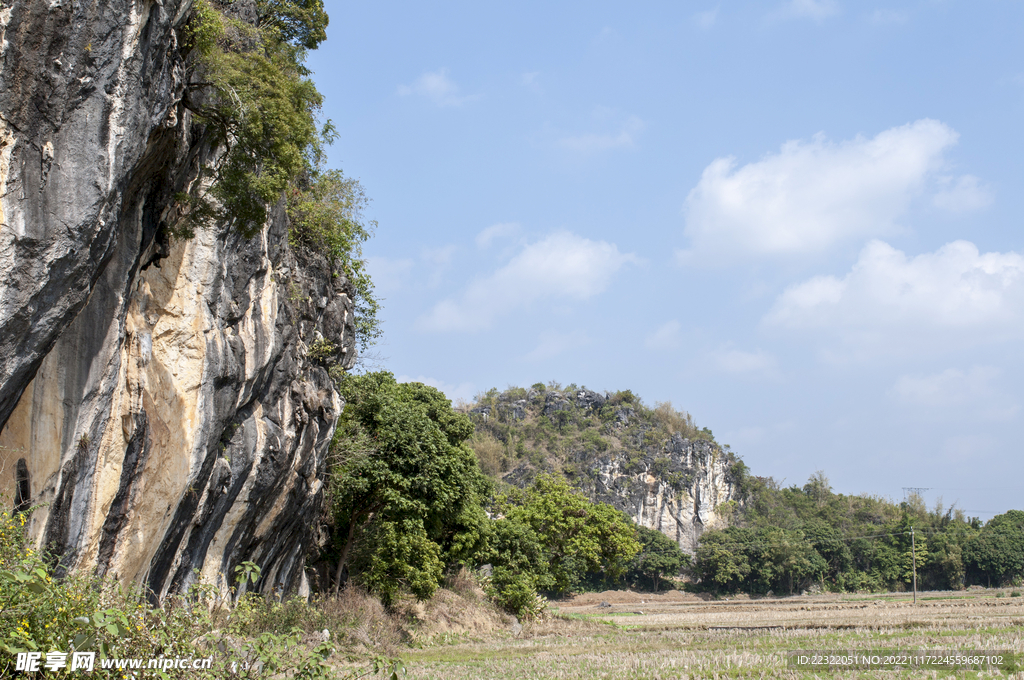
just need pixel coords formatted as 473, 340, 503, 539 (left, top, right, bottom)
0, 0, 188, 430
584, 435, 737, 554
0, 0, 355, 600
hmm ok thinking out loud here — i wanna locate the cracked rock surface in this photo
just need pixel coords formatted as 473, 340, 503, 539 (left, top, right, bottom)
0, 0, 354, 600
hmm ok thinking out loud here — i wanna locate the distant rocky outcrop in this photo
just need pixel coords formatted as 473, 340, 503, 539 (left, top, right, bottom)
467, 385, 740, 554
582, 435, 736, 554
0, 0, 353, 601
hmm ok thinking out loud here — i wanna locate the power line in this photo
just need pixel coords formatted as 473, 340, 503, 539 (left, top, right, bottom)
902, 487, 930, 501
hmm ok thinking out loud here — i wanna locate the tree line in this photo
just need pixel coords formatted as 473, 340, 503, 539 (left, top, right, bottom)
321, 374, 1024, 610
694, 467, 1024, 594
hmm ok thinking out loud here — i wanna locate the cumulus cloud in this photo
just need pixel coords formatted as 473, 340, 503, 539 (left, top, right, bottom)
891, 366, 998, 407
766, 240, 1024, 347
645, 320, 682, 350
418, 232, 638, 332
712, 347, 778, 375
933, 175, 993, 212
558, 116, 644, 153
398, 69, 475, 107
680, 119, 958, 261
475, 222, 520, 249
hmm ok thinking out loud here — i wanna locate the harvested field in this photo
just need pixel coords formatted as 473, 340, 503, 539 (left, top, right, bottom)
399, 588, 1024, 679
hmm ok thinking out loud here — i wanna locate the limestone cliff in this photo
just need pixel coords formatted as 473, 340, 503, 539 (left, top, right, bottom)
0, 0, 354, 600
583, 435, 737, 554
469, 386, 740, 555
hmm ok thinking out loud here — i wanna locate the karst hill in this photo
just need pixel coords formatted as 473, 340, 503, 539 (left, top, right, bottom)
464, 383, 743, 554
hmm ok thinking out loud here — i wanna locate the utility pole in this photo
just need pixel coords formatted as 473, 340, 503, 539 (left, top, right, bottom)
903, 487, 931, 502
911, 526, 917, 605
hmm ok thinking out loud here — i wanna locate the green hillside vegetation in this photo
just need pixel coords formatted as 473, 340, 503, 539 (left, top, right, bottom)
465, 382, 733, 491
321, 374, 674, 618
695, 469, 1024, 594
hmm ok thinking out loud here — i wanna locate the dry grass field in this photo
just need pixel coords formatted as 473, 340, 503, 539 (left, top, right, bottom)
397, 588, 1024, 679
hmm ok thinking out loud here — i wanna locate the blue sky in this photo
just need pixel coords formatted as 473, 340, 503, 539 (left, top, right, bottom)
308, 0, 1024, 519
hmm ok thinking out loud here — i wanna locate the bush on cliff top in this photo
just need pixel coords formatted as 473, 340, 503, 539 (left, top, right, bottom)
178, 0, 381, 350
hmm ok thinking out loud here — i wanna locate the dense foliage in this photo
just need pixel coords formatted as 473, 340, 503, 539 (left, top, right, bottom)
628, 526, 691, 592
179, 0, 380, 349
694, 471, 1024, 594
0, 505, 403, 678
181, 0, 328, 237
466, 382, 730, 492
487, 475, 640, 608
327, 373, 490, 606
322, 376, 677, 617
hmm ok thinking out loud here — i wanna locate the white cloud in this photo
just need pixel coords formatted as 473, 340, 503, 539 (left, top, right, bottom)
891, 366, 998, 407
557, 116, 644, 153
933, 175, 993, 212
645, 320, 682, 350
766, 240, 1024, 347
520, 72, 539, 87
418, 232, 638, 332
397, 69, 475, 107
693, 9, 718, 29
395, 375, 476, 404
475, 223, 520, 249
680, 119, 958, 261
525, 331, 590, 362
712, 347, 778, 375
782, 0, 839, 20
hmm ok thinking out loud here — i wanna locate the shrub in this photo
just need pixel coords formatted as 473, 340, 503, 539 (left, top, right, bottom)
0, 504, 398, 678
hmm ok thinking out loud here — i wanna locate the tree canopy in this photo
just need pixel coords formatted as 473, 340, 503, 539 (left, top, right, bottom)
327, 372, 489, 605
694, 473, 1023, 594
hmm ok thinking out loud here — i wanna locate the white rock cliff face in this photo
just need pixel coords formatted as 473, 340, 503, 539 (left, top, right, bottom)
590, 436, 736, 554
0, 0, 355, 600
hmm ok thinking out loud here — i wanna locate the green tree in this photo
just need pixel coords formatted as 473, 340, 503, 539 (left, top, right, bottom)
485, 519, 553, 617
494, 475, 640, 595
748, 527, 826, 595
178, 1, 382, 348
966, 511, 1024, 586
181, 0, 329, 237
327, 373, 489, 604
629, 526, 690, 591
288, 169, 380, 349
694, 528, 752, 593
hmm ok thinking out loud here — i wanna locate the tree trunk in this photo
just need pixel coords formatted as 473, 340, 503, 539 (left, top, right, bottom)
333, 520, 359, 596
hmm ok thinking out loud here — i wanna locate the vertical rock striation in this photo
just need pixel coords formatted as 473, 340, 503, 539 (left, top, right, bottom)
586, 436, 737, 554
0, 0, 187, 428
0, 0, 355, 600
